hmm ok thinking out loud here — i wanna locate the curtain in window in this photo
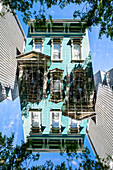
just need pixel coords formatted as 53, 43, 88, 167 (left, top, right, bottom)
73, 44, 80, 60
53, 44, 60, 59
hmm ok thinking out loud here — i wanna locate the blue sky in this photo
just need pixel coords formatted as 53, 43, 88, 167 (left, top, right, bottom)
17, 3, 113, 74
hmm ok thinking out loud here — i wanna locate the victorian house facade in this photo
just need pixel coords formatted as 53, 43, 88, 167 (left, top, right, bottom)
17, 19, 95, 151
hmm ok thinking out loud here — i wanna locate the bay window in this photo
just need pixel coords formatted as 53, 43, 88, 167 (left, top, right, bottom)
49, 68, 64, 103
52, 79, 61, 92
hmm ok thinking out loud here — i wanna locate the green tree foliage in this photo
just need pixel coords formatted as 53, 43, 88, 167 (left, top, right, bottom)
0, 132, 112, 169
0, 132, 39, 169
0, 0, 113, 39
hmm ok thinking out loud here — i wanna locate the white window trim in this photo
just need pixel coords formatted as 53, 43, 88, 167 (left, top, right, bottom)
51, 38, 63, 61
29, 110, 42, 130
32, 37, 44, 53
49, 69, 64, 102
50, 110, 62, 129
71, 38, 82, 61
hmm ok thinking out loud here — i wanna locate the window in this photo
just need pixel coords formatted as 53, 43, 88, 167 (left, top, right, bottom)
49, 68, 64, 103
73, 44, 80, 60
35, 43, 42, 52
71, 37, 83, 62
52, 80, 60, 92
52, 112, 59, 128
51, 37, 63, 61
71, 119, 77, 128
32, 112, 40, 127
68, 69, 86, 105
53, 44, 60, 60
32, 36, 44, 53
29, 109, 42, 134
50, 110, 62, 133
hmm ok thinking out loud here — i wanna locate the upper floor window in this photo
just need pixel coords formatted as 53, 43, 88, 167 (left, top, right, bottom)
32, 36, 44, 53
35, 43, 42, 52
51, 37, 63, 62
53, 44, 60, 60
73, 44, 80, 60
71, 37, 83, 62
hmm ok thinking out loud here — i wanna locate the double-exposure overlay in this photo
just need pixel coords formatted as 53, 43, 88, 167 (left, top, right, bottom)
17, 19, 96, 151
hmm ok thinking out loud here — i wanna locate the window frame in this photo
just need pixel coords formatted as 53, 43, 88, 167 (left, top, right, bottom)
50, 110, 62, 132
35, 43, 42, 52
51, 37, 63, 62
29, 109, 42, 132
32, 36, 45, 53
71, 37, 83, 62
73, 43, 81, 60
49, 68, 64, 103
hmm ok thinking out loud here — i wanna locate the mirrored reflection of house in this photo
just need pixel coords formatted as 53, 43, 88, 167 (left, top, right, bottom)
0, 7, 26, 102
17, 19, 95, 152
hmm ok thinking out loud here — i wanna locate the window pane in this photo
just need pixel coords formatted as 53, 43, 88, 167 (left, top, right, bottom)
52, 112, 59, 127
35, 43, 42, 52
32, 112, 40, 127
52, 80, 60, 92
71, 119, 77, 128
52, 112, 59, 120
73, 44, 80, 60
54, 44, 60, 51
53, 44, 60, 59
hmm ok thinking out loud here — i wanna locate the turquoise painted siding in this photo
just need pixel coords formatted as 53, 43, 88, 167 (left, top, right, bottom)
22, 29, 92, 141
25, 31, 90, 61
